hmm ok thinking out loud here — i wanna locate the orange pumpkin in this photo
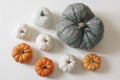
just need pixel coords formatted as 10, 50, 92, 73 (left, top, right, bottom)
82, 53, 101, 71
35, 57, 54, 77
12, 43, 32, 63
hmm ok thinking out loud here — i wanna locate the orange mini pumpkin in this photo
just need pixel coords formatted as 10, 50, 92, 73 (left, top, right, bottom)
82, 53, 101, 71
12, 43, 32, 63
35, 57, 54, 77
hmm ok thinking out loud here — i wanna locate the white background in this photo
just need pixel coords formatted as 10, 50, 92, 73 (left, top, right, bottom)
0, 0, 120, 80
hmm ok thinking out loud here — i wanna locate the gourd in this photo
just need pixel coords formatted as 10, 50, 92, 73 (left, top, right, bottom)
35, 57, 54, 77
36, 33, 54, 51
56, 3, 104, 49
33, 7, 53, 28
15, 23, 31, 40
58, 54, 77, 72
82, 53, 101, 71
12, 43, 32, 63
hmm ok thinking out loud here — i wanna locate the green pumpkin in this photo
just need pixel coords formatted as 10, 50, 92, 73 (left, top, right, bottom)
56, 3, 104, 49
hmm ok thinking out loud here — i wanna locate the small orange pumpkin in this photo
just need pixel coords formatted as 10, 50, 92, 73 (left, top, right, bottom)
35, 57, 54, 77
82, 53, 101, 71
12, 43, 32, 63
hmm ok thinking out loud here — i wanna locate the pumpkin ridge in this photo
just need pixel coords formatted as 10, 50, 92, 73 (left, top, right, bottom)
12, 52, 19, 57
19, 43, 25, 49
85, 32, 92, 46
45, 59, 51, 65
12, 51, 19, 56
12, 47, 18, 52
85, 30, 97, 38
69, 31, 82, 47
80, 25, 90, 48
79, 3, 95, 22
71, 5, 78, 23
86, 17, 104, 38
87, 30, 101, 46
22, 54, 27, 61
42, 70, 46, 77
57, 23, 74, 37
82, 35, 87, 49
21, 43, 26, 49
45, 69, 51, 74
24, 52, 32, 56
83, 11, 95, 23
46, 65, 53, 69
79, 27, 86, 47
35, 67, 40, 71
41, 57, 48, 64
63, 14, 73, 21
12, 49, 19, 55
85, 13, 95, 22
18, 56, 23, 63
16, 45, 21, 50
37, 70, 42, 76
63, 17, 76, 24
14, 54, 21, 62
44, 70, 48, 76
24, 49, 32, 53
63, 64, 69, 72
63, 14, 77, 23
65, 28, 79, 45
24, 44, 30, 50
39, 71, 43, 77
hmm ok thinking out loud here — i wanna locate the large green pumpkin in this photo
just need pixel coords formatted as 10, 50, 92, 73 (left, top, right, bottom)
56, 3, 104, 49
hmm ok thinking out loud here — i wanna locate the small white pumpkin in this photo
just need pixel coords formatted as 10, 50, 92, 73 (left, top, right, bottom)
15, 23, 31, 40
33, 7, 53, 28
58, 54, 77, 73
36, 33, 54, 51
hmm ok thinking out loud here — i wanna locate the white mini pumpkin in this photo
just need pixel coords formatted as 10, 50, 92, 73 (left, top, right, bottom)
15, 23, 31, 40
36, 33, 54, 51
58, 54, 77, 73
33, 7, 53, 28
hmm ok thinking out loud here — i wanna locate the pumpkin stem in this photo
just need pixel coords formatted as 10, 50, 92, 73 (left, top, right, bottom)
67, 61, 71, 64
40, 11, 44, 16
21, 30, 24, 33
44, 39, 47, 42
77, 22, 85, 29
91, 59, 95, 64
42, 65, 47, 69
20, 50, 24, 54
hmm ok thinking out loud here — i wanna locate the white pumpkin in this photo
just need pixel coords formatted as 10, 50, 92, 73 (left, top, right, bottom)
59, 54, 77, 73
33, 7, 53, 28
15, 23, 31, 40
36, 33, 54, 51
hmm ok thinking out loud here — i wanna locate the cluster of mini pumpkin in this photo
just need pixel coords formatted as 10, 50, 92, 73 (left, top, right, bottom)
11, 43, 54, 77
12, 7, 56, 77
12, 43, 101, 77
15, 7, 54, 52
11, 3, 104, 77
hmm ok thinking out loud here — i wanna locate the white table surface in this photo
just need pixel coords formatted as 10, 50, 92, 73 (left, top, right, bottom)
0, 0, 120, 80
